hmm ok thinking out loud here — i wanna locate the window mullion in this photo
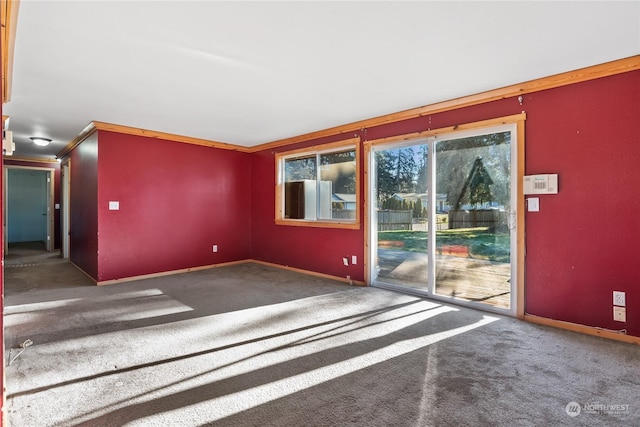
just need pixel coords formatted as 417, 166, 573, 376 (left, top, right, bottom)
316, 153, 321, 219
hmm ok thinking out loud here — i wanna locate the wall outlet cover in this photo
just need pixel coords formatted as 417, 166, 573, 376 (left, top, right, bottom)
613, 306, 626, 322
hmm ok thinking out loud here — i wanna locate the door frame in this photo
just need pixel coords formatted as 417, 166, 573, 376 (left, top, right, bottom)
364, 113, 526, 318
61, 159, 71, 259
4, 165, 56, 252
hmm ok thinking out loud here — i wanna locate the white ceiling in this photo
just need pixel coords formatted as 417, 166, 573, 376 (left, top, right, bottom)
4, 1, 640, 160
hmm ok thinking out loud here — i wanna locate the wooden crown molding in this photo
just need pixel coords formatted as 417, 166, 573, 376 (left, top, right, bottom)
1, 0, 19, 103
249, 55, 640, 153
59, 121, 252, 158
56, 122, 97, 159
92, 121, 251, 153
3, 156, 58, 164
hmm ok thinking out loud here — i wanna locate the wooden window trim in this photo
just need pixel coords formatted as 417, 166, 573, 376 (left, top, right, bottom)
275, 137, 361, 229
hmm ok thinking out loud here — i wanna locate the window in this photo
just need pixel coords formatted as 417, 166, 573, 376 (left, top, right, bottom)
276, 138, 360, 228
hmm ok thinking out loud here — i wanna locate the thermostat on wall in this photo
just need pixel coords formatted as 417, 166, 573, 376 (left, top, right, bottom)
524, 174, 558, 195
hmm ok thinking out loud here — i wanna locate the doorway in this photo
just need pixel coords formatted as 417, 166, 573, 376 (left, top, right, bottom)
5, 167, 55, 253
367, 119, 523, 315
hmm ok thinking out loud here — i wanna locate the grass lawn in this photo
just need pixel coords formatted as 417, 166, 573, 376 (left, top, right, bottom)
378, 227, 510, 263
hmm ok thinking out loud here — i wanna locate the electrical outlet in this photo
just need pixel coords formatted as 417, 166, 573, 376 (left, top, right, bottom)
613, 306, 626, 322
213, 245, 218, 253
613, 291, 625, 307
352, 255, 357, 265
343, 257, 349, 266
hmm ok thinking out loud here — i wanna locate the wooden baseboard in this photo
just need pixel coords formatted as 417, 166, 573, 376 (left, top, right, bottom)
96, 260, 250, 286
250, 260, 366, 286
524, 314, 640, 345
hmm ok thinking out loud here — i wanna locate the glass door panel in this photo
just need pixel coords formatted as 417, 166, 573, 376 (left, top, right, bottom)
434, 131, 512, 309
374, 143, 429, 291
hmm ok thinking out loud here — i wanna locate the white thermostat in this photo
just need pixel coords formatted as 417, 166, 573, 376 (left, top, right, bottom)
524, 174, 558, 195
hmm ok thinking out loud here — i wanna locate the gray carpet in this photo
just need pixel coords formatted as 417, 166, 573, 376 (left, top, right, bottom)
4, 262, 639, 426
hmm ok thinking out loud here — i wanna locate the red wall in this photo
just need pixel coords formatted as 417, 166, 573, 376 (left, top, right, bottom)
523, 71, 640, 335
3, 159, 61, 249
69, 132, 99, 279
251, 70, 640, 337
96, 131, 252, 281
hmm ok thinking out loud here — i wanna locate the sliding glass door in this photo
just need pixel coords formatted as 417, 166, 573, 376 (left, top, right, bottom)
369, 123, 518, 314
373, 142, 429, 291
433, 130, 513, 309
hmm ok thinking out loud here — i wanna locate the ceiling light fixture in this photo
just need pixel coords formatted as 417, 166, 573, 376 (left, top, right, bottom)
30, 137, 52, 147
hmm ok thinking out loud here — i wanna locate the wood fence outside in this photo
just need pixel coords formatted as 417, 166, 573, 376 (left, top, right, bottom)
378, 210, 412, 231
448, 209, 508, 230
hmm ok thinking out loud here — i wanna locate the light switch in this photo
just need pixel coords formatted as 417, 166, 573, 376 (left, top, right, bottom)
527, 197, 539, 212
109, 201, 120, 211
